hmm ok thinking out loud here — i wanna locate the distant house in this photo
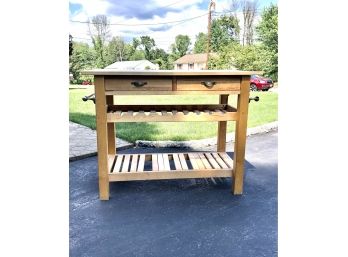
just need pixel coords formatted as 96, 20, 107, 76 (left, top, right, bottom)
174, 53, 211, 70
104, 60, 159, 70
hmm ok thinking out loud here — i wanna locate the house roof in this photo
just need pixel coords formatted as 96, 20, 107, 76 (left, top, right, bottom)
104, 60, 158, 70
174, 53, 208, 64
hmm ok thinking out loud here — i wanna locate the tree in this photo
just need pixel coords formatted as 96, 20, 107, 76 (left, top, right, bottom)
152, 48, 171, 69
69, 34, 73, 56
242, 0, 259, 45
105, 36, 127, 65
69, 42, 95, 83
139, 36, 156, 60
211, 14, 240, 51
170, 35, 191, 58
209, 42, 264, 71
256, 4, 278, 80
88, 15, 110, 68
193, 32, 208, 54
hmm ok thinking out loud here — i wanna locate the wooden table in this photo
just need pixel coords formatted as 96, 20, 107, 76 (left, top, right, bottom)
82, 70, 261, 200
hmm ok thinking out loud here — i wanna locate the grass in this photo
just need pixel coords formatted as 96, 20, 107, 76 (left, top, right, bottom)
69, 87, 278, 142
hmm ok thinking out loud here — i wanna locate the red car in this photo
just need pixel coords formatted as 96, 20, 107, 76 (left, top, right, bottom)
250, 75, 273, 91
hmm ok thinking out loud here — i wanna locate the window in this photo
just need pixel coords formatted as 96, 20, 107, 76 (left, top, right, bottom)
177, 64, 182, 70
189, 63, 194, 70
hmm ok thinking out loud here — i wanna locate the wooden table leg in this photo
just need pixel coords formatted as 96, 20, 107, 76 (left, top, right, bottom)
232, 76, 250, 194
94, 76, 110, 200
106, 95, 116, 156
217, 94, 229, 152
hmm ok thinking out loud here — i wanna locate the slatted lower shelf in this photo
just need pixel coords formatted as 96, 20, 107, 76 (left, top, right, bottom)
107, 104, 237, 122
109, 152, 233, 181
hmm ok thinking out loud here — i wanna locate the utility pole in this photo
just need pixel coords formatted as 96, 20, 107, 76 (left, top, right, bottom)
205, 0, 215, 69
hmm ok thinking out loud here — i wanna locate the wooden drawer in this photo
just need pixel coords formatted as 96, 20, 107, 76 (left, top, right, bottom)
177, 77, 240, 91
105, 78, 172, 91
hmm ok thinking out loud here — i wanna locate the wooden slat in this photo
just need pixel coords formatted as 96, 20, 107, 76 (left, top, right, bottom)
198, 153, 212, 169
152, 154, 159, 171
121, 155, 130, 172
109, 169, 232, 182
130, 154, 138, 172
172, 154, 182, 171
212, 153, 228, 169
204, 153, 221, 169
163, 154, 171, 171
113, 155, 124, 173
188, 153, 199, 170
179, 153, 189, 170
158, 154, 165, 171
137, 154, 145, 172
218, 152, 233, 168
193, 153, 205, 169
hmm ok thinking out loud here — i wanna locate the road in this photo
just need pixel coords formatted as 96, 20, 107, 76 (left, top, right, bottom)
70, 130, 278, 257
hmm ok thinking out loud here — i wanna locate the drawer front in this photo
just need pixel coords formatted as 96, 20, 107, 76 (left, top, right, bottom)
105, 78, 172, 91
177, 77, 241, 91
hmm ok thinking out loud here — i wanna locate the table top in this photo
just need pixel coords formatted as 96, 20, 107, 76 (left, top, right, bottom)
82, 69, 262, 76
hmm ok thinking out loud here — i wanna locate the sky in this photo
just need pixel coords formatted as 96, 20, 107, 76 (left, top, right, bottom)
69, 0, 277, 52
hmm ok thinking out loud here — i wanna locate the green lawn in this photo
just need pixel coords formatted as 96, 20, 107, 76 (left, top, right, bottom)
69, 88, 278, 142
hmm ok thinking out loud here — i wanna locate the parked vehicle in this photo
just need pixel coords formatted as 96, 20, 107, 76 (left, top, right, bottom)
250, 75, 273, 91
82, 80, 92, 85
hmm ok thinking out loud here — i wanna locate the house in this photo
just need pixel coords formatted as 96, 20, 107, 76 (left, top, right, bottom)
173, 53, 210, 70
104, 60, 159, 70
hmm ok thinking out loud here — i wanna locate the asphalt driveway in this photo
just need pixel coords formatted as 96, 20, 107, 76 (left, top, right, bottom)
70, 130, 278, 257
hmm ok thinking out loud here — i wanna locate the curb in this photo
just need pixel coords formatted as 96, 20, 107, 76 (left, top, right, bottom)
135, 121, 278, 148
69, 143, 134, 162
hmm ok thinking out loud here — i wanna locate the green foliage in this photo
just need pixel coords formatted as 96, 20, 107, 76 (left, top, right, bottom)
209, 42, 264, 71
69, 42, 95, 83
105, 36, 127, 66
211, 15, 240, 52
139, 36, 156, 60
208, 4, 278, 81
256, 4, 278, 80
193, 32, 208, 54
171, 34, 191, 57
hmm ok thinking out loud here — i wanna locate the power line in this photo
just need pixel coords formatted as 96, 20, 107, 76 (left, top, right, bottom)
70, 13, 208, 26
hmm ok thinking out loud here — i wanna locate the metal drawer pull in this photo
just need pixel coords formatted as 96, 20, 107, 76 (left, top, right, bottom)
82, 93, 95, 104
131, 81, 148, 87
201, 81, 216, 88
249, 96, 259, 103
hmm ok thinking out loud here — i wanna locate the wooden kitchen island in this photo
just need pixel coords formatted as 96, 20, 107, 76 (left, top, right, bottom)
82, 70, 261, 200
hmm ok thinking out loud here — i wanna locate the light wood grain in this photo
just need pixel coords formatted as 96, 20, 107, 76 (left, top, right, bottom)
105, 78, 171, 91
177, 77, 240, 91
106, 96, 116, 155
105, 90, 240, 95
137, 154, 145, 172
217, 95, 229, 152
94, 75, 109, 200
109, 169, 232, 181
152, 154, 159, 171
163, 154, 170, 171
122, 155, 130, 173
113, 155, 123, 173
233, 75, 250, 194
173, 154, 182, 170
130, 154, 138, 172
179, 153, 189, 170
212, 153, 228, 169
82, 69, 262, 76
